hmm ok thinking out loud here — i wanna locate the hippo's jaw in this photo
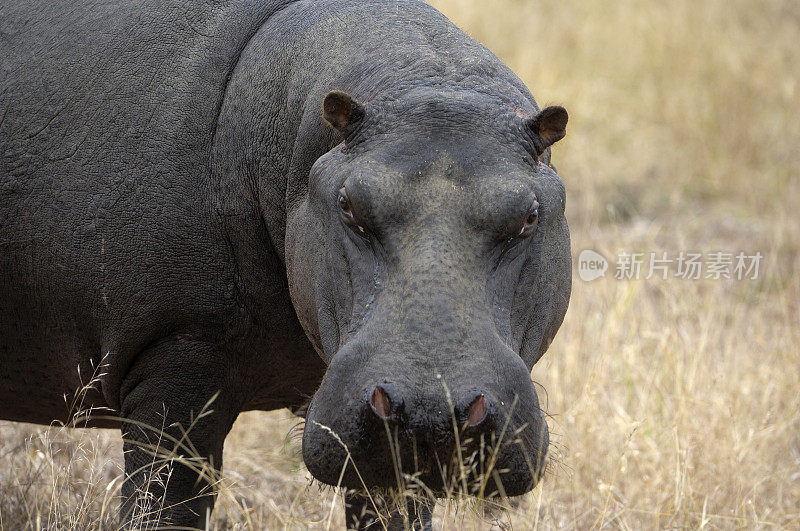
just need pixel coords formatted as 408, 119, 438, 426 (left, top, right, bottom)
302, 426, 548, 498
301, 339, 550, 497
302, 399, 548, 498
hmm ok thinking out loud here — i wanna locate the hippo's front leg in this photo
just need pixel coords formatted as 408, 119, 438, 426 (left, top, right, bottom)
118, 338, 239, 528
345, 492, 434, 530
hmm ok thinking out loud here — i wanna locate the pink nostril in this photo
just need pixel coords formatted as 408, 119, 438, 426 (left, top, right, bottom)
467, 394, 487, 426
371, 385, 391, 418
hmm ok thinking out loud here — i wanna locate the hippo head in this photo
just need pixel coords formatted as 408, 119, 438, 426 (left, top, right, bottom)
285, 88, 571, 498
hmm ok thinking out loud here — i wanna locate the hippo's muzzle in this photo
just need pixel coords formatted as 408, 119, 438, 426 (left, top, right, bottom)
302, 350, 548, 498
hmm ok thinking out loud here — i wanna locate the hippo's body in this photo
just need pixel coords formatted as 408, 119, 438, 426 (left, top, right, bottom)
1, 1, 571, 528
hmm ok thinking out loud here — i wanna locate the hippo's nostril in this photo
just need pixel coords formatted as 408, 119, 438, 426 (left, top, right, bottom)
369, 382, 404, 420
370, 385, 391, 418
467, 393, 487, 426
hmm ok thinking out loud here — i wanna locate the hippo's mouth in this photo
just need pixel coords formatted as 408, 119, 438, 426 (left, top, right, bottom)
302, 401, 548, 498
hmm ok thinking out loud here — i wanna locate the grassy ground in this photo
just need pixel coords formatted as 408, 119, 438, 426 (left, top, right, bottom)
1, 0, 798, 528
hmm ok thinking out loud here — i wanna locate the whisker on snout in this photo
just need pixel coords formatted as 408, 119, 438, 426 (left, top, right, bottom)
286, 420, 306, 446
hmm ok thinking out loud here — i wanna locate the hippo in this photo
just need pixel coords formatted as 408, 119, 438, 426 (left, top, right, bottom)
0, 0, 571, 528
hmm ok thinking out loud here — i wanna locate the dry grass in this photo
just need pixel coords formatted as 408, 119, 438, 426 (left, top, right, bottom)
1, 0, 798, 528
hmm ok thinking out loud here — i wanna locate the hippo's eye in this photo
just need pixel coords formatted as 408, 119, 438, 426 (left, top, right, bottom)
339, 187, 366, 234
519, 200, 539, 237
338, 188, 352, 216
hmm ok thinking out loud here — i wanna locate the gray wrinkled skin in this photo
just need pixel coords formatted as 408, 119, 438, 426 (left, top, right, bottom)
0, 0, 570, 528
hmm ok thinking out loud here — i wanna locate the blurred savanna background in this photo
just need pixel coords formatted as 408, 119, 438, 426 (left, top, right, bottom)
1, 0, 798, 528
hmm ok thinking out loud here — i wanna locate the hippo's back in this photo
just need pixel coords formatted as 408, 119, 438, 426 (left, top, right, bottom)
0, 0, 293, 423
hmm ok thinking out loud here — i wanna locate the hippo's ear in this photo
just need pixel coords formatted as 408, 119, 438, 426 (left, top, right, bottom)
527, 105, 568, 154
322, 90, 366, 137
